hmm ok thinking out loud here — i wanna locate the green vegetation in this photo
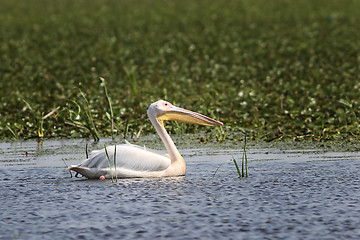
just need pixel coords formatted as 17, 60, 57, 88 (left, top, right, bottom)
104, 144, 114, 182
0, 0, 359, 142
232, 133, 249, 178
103, 144, 118, 182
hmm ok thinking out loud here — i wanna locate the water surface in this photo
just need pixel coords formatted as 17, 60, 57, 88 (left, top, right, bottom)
1, 139, 360, 239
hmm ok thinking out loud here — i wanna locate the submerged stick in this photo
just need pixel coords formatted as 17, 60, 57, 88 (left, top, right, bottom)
136, 125, 144, 139
64, 121, 87, 130
42, 106, 60, 120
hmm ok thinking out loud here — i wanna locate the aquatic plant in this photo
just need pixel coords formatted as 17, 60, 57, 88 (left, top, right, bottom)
66, 90, 100, 141
114, 145, 118, 182
242, 133, 249, 178
123, 119, 129, 140
213, 133, 249, 178
5, 125, 18, 139
100, 77, 115, 140
1, 0, 359, 141
104, 144, 114, 182
233, 133, 249, 178
85, 143, 89, 159
62, 158, 73, 178
21, 100, 59, 139
216, 125, 227, 142
22, 100, 43, 138
124, 67, 138, 97
232, 156, 242, 178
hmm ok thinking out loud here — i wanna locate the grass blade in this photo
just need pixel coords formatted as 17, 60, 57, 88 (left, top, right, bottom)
244, 133, 248, 177
212, 159, 231, 179
114, 145, 117, 182
124, 118, 129, 139
233, 156, 242, 178
6, 126, 18, 139
85, 143, 89, 159
245, 150, 249, 177
100, 77, 115, 140
62, 158, 73, 178
241, 149, 245, 178
104, 144, 114, 183
79, 89, 100, 141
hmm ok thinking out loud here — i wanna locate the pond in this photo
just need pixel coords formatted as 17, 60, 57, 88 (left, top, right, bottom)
1, 138, 360, 239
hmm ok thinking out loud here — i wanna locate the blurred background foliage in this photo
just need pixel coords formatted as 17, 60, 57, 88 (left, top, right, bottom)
0, 0, 359, 141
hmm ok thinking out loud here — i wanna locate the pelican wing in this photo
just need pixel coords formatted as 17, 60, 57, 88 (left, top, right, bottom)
78, 142, 171, 172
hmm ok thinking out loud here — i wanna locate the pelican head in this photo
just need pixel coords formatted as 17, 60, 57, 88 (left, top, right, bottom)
147, 100, 224, 127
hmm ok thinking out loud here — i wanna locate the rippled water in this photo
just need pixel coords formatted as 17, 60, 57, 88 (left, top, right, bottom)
1, 139, 360, 239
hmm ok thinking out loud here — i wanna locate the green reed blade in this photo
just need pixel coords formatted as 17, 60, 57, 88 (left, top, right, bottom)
85, 143, 89, 159
114, 145, 117, 182
233, 157, 242, 178
212, 159, 232, 179
104, 144, 114, 183
62, 158, 73, 178
100, 77, 115, 140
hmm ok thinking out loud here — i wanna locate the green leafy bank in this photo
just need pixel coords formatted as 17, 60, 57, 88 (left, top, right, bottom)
0, 0, 359, 141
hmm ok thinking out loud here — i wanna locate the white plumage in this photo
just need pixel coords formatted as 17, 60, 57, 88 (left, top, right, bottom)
68, 100, 223, 179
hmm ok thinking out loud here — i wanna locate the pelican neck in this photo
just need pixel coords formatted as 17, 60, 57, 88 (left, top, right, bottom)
149, 117, 182, 162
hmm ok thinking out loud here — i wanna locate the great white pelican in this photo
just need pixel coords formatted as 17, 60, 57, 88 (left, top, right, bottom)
68, 100, 223, 179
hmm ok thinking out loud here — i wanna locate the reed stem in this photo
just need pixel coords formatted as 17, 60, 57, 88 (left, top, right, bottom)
114, 145, 117, 182
104, 145, 114, 183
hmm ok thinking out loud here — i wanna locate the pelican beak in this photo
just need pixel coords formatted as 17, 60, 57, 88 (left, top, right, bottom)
158, 106, 224, 126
